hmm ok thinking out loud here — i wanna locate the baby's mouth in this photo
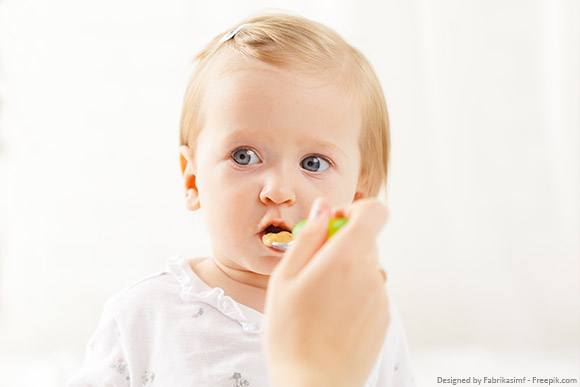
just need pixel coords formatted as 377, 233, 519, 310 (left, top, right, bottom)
261, 224, 294, 247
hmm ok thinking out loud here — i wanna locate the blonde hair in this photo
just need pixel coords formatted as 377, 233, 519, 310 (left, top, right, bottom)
179, 13, 390, 196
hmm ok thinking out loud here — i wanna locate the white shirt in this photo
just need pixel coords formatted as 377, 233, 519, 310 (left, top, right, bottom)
67, 256, 416, 386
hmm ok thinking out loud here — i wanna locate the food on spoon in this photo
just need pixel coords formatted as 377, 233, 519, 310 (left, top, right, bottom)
263, 217, 348, 249
262, 231, 293, 247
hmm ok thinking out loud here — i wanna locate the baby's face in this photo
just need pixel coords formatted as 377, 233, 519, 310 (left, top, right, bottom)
190, 60, 364, 275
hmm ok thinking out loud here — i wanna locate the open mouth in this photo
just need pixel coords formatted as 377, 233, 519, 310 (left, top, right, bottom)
262, 224, 291, 235
260, 223, 293, 248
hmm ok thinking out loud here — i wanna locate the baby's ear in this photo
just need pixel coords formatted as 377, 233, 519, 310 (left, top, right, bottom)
179, 145, 200, 211
353, 171, 371, 201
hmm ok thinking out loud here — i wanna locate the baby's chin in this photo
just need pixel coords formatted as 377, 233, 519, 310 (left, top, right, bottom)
244, 256, 282, 277
211, 249, 282, 277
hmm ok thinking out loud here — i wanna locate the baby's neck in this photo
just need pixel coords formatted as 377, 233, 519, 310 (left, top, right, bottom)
189, 257, 268, 314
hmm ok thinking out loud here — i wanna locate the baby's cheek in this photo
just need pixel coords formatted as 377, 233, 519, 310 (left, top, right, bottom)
207, 199, 248, 237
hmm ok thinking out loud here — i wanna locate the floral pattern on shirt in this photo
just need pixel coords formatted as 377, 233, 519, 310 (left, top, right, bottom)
110, 357, 130, 381
111, 358, 128, 374
230, 372, 250, 386
142, 370, 156, 385
192, 307, 204, 319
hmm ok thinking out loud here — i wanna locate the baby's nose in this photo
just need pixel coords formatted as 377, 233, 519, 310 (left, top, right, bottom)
259, 172, 296, 205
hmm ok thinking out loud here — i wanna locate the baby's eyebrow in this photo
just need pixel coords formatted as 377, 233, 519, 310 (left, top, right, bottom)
221, 129, 259, 143
300, 139, 348, 158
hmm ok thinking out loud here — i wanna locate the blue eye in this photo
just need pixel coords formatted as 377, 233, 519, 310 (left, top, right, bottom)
232, 148, 260, 165
301, 155, 330, 172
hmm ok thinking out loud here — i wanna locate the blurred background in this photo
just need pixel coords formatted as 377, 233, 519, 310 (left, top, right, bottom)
0, 0, 578, 385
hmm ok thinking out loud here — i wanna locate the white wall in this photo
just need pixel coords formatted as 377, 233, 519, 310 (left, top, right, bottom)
0, 0, 578, 385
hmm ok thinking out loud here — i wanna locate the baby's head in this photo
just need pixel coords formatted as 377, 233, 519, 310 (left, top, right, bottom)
180, 13, 389, 197
179, 13, 390, 274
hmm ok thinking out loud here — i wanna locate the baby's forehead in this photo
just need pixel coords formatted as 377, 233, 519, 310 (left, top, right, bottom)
211, 55, 322, 85
204, 56, 357, 111
205, 65, 359, 118
196, 59, 362, 156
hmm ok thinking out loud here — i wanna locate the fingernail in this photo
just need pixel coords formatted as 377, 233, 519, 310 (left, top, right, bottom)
308, 198, 325, 220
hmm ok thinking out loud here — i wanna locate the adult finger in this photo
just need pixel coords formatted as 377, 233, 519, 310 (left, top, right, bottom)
273, 198, 331, 279
341, 198, 389, 242
307, 199, 388, 272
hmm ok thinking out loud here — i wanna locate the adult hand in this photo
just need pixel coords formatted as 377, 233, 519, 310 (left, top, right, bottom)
264, 198, 390, 387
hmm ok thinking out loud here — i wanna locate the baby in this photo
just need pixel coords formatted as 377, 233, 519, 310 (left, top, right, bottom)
68, 13, 415, 386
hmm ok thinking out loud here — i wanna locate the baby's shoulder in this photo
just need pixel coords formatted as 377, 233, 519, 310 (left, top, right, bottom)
105, 270, 181, 317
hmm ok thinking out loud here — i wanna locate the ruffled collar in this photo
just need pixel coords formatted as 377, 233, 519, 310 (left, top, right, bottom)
167, 256, 264, 334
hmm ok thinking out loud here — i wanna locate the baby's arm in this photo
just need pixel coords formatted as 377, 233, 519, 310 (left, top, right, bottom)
67, 301, 130, 387
264, 198, 390, 387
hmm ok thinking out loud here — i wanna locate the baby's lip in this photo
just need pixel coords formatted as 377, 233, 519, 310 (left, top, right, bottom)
258, 219, 292, 236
